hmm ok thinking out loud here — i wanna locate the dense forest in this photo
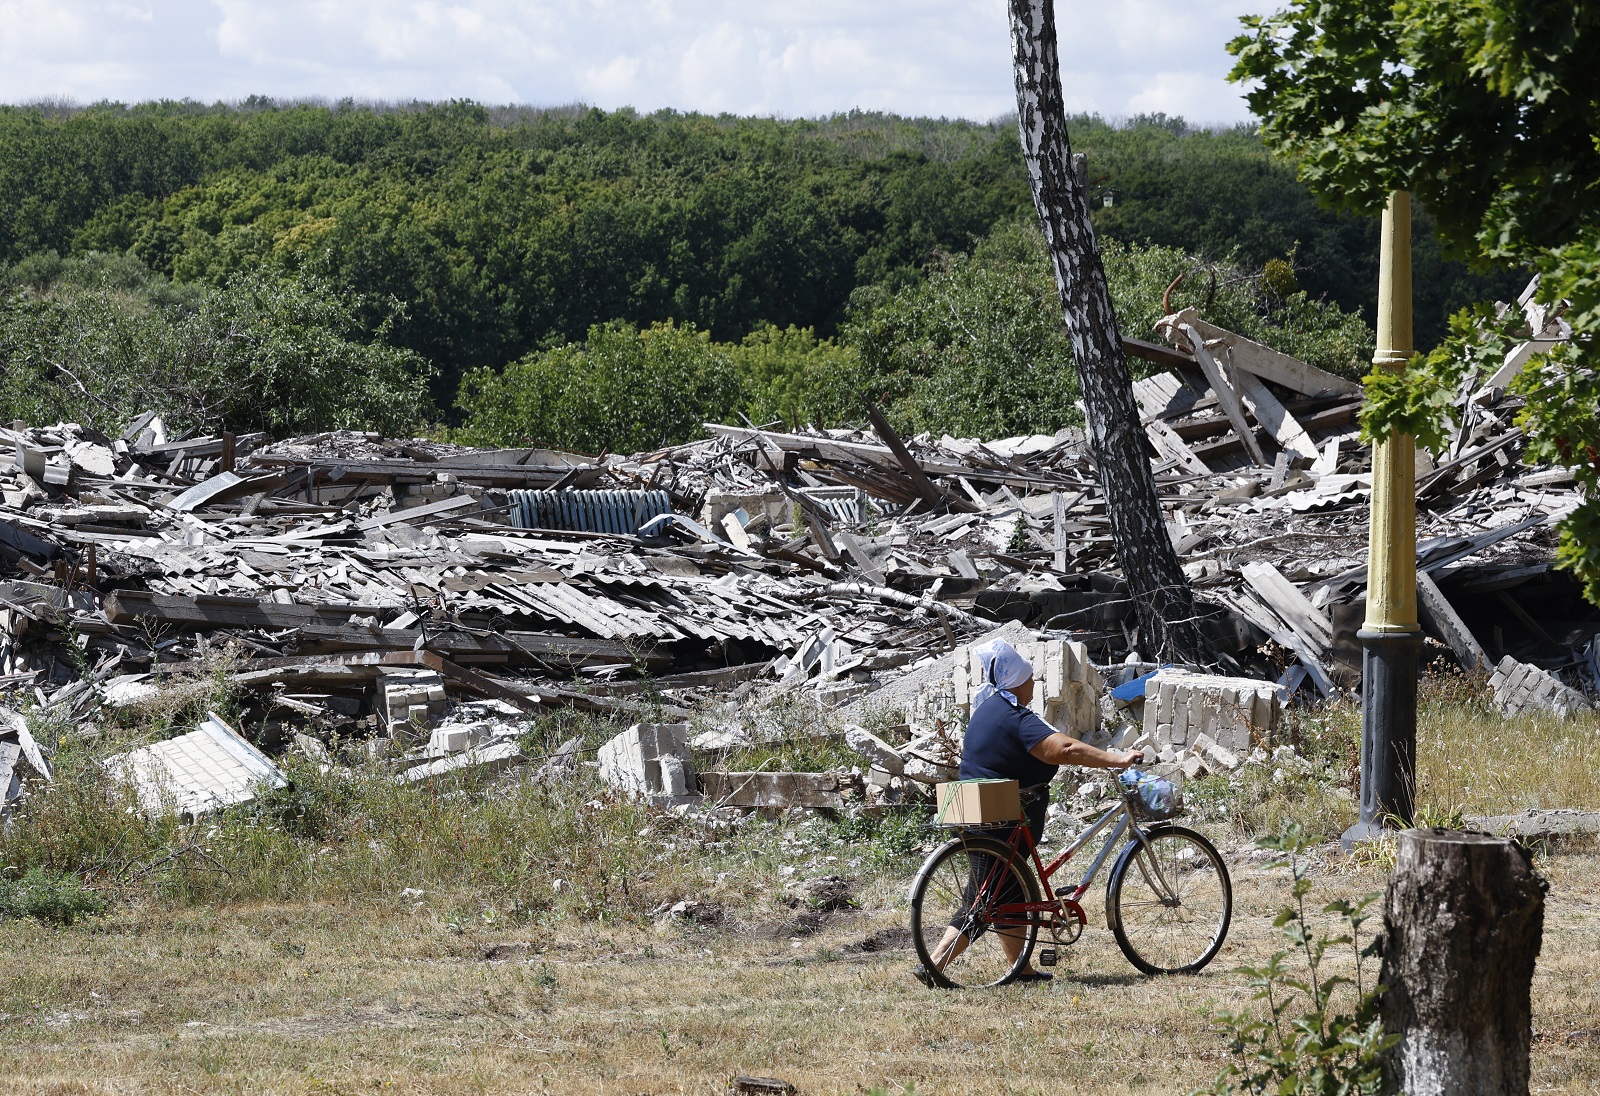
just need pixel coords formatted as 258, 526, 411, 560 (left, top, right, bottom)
0, 99, 1525, 449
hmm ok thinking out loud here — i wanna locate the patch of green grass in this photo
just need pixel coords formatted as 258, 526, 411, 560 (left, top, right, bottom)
0, 866, 105, 925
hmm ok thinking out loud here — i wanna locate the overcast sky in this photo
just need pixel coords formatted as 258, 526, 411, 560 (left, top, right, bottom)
0, 1, 1261, 124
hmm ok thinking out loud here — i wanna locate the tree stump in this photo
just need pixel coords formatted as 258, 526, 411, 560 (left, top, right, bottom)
1381, 828, 1546, 1095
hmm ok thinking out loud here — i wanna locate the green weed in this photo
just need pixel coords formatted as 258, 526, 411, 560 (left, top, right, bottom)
0, 866, 106, 925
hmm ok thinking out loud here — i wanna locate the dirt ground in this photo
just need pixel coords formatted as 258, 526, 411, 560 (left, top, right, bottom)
1, 844, 1596, 1096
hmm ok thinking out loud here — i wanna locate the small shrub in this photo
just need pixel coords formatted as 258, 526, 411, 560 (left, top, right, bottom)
1199, 825, 1395, 1095
0, 867, 106, 925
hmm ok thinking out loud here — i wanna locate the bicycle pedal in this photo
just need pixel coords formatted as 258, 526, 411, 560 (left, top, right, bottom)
1037, 948, 1057, 967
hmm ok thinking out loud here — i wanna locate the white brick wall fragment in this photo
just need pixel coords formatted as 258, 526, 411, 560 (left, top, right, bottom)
1142, 670, 1279, 757
107, 712, 287, 818
1488, 655, 1592, 720
951, 637, 1104, 737
598, 723, 699, 802
379, 669, 448, 741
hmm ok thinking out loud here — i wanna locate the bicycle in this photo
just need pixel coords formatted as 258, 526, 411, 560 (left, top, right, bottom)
908, 772, 1233, 988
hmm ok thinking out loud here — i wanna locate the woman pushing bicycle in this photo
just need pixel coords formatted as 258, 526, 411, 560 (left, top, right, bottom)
914, 638, 1144, 987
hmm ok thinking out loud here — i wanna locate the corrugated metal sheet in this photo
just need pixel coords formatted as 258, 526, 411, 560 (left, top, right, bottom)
801, 486, 865, 524
510, 489, 672, 535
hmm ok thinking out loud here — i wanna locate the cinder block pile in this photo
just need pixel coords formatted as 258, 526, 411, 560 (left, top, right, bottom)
1488, 656, 1593, 720
951, 637, 1104, 737
1142, 669, 1279, 757
378, 670, 448, 742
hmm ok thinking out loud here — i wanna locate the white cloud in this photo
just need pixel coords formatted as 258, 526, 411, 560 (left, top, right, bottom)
0, 0, 1259, 124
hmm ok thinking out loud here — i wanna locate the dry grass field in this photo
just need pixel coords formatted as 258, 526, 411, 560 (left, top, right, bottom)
0, 679, 1596, 1094
0, 841, 1596, 1095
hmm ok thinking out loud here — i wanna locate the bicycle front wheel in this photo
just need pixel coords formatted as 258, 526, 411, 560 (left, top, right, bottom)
1105, 824, 1232, 975
909, 834, 1039, 989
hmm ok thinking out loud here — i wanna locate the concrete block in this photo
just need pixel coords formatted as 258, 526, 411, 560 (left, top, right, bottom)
597, 723, 698, 802
379, 669, 448, 741
1181, 753, 1207, 781
844, 726, 904, 775
1194, 733, 1241, 773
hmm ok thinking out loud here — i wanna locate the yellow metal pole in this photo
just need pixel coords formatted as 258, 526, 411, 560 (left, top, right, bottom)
1366, 191, 1420, 635
1345, 191, 1422, 847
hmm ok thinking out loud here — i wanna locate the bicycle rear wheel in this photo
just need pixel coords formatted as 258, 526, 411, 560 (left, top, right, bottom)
1105, 824, 1232, 975
909, 834, 1040, 989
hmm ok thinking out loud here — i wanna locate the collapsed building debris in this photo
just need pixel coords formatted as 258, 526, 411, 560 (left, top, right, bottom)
0, 276, 1591, 816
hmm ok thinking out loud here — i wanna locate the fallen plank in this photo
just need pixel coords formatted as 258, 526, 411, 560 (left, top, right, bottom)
1176, 323, 1268, 466
863, 399, 975, 513
1233, 369, 1318, 460
1240, 561, 1333, 650
1159, 309, 1362, 398
1123, 335, 1197, 371
1416, 572, 1492, 673
134, 432, 268, 460
1145, 418, 1211, 475
356, 495, 478, 531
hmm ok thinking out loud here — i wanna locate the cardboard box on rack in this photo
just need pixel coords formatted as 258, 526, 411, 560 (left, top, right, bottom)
935, 779, 1021, 826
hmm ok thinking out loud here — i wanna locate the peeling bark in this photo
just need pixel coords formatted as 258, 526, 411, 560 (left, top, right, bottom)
1008, 0, 1207, 662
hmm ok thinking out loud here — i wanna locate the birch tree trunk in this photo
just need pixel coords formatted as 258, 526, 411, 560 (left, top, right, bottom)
1381, 829, 1545, 1096
1008, 0, 1206, 663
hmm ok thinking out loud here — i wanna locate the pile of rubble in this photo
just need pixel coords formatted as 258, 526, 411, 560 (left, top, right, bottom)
0, 284, 1594, 817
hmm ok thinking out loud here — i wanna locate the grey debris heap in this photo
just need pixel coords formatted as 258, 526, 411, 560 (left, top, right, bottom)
0, 276, 1592, 815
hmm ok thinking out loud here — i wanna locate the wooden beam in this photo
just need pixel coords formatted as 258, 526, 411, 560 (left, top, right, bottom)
1178, 323, 1268, 466
356, 495, 478, 530
1145, 418, 1212, 475
1496, 591, 1559, 648
1159, 308, 1361, 397
1240, 561, 1333, 649
1233, 369, 1318, 460
862, 399, 974, 513
1416, 572, 1492, 673
1122, 335, 1196, 369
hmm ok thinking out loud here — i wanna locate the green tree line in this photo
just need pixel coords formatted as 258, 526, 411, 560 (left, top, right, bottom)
0, 99, 1524, 448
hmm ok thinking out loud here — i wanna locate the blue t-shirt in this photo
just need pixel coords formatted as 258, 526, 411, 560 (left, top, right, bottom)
959, 694, 1060, 789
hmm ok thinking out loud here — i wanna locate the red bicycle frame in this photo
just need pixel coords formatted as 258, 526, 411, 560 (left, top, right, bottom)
966, 795, 1145, 936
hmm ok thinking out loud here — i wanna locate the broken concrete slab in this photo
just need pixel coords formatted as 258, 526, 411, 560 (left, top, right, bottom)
397, 739, 525, 784
533, 736, 582, 782
699, 771, 854, 809
843, 725, 904, 775
1190, 731, 1241, 773
1467, 808, 1600, 843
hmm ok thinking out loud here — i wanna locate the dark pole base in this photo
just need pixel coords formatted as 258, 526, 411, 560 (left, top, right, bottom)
1341, 628, 1422, 852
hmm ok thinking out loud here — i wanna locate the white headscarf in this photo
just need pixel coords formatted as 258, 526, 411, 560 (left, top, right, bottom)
972, 639, 1033, 711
